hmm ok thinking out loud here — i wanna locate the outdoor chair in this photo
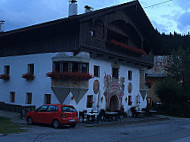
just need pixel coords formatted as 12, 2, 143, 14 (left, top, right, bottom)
114, 110, 121, 121
130, 107, 138, 118
79, 111, 85, 123
98, 109, 108, 122
142, 108, 151, 117
79, 110, 87, 123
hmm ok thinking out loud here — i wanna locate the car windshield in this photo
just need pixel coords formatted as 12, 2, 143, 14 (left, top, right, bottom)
62, 106, 76, 112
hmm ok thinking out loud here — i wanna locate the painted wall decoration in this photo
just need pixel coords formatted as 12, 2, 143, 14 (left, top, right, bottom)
128, 82, 132, 93
93, 80, 100, 94
148, 56, 170, 77
103, 74, 125, 110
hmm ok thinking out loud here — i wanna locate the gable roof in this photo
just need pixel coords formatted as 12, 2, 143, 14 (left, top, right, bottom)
0, 0, 154, 37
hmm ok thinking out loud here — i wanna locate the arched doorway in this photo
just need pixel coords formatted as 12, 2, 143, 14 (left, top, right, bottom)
110, 95, 119, 111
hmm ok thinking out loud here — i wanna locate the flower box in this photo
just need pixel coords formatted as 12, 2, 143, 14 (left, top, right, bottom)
0, 74, 10, 80
46, 72, 94, 81
22, 73, 35, 80
111, 39, 146, 55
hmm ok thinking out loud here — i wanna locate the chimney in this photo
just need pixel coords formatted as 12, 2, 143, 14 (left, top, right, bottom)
84, 5, 93, 13
0, 20, 5, 32
69, 0, 77, 16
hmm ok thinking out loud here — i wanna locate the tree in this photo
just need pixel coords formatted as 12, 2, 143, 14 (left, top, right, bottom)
155, 77, 190, 117
152, 31, 190, 55
167, 48, 190, 88
155, 48, 190, 117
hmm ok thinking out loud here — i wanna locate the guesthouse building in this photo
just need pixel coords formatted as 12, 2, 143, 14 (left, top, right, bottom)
0, 0, 157, 113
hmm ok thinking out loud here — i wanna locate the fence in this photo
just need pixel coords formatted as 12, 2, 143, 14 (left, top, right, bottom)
0, 101, 35, 119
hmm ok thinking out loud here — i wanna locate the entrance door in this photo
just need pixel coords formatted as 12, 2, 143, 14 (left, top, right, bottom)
110, 95, 119, 111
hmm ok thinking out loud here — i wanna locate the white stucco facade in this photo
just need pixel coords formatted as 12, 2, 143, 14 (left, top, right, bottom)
0, 52, 147, 113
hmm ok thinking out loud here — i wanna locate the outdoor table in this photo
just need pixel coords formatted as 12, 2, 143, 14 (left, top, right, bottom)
86, 112, 99, 123
149, 110, 157, 117
136, 111, 146, 118
105, 112, 118, 121
105, 112, 118, 115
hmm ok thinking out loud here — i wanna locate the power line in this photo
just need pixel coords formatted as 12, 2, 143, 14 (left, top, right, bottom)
144, 0, 173, 9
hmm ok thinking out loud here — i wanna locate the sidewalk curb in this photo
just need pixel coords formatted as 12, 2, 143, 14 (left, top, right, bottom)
79, 117, 170, 128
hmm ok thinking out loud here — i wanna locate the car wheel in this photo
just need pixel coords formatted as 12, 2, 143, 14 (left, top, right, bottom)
27, 117, 33, 125
70, 123, 76, 128
52, 120, 60, 128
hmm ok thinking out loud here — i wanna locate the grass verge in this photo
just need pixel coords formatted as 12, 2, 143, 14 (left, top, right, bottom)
0, 117, 27, 134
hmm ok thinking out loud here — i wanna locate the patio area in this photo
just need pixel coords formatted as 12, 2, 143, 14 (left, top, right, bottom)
78, 109, 168, 127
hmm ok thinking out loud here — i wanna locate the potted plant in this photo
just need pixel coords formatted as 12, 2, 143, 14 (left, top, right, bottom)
0, 74, 10, 80
110, 39, 146, 55
22, 73, 35, 80
46, 72, 93, 81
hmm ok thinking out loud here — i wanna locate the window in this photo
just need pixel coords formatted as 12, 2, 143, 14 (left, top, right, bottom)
128, 71, 132, 80
28, 64, 34, 75
62, 106, 76, 112
145, 73, 148, 81
4, 65, 10, 75
94, 65, 100, 77
87, 95, 93, 108
72, 62, 79, 72
53, 62, 89, 73
81, 63, 88, 73
37, 105, 48, 112
54, 62, 60, 72
54, 62, 69, 72
47, 105, 58, 112
44, 94, 51, 104
112, 68, 118, 79
26, 93, 32, 104
128, 96, 132, 106
62, 62, 68, 72
10, 92, 15, 103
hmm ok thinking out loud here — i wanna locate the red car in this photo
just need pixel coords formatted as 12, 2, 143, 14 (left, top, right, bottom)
26, 104, 79, 128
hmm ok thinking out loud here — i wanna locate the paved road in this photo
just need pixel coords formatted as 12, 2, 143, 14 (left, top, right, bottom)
1, 117, 190, 142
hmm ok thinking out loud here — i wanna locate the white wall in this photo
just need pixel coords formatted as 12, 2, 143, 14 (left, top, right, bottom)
0, 53, 59, 107
69, 57, 147, 112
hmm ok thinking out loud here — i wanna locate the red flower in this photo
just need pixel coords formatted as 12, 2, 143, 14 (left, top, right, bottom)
111, 39, 146, 55
0, 74, 10, 80
46, 72, 94, 81
22, 73, 35, 80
